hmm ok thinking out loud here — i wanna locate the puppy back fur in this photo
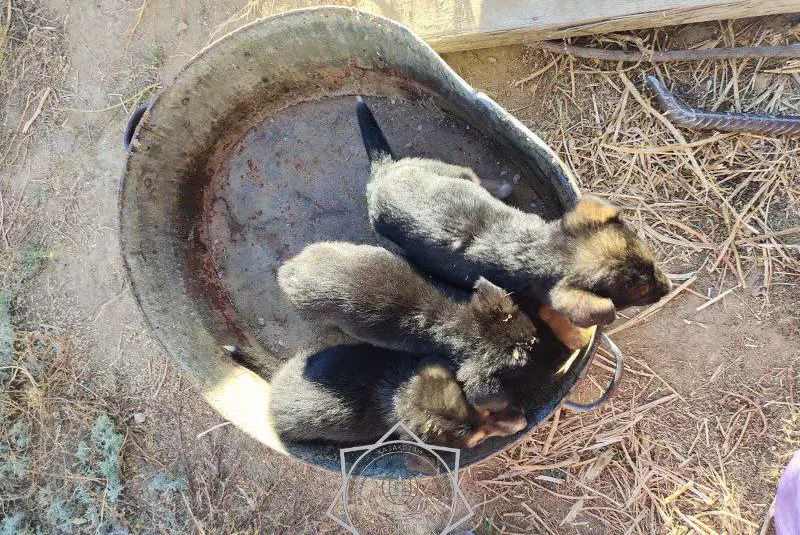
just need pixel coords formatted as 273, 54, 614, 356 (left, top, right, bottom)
277, 242, 540, 408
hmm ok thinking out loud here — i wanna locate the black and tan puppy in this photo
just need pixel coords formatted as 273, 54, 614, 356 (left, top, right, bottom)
357, 97, 671, 329
268, 344, 526, 448
277, 242, 539, 410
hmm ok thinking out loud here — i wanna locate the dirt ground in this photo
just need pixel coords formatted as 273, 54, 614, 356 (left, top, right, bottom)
1, 1, 798, 534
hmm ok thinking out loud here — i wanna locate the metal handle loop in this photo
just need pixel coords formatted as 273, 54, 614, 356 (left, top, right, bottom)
124, 103, 151, 152
564, 334, 623, 412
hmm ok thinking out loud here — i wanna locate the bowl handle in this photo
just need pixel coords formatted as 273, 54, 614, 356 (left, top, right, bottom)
124, 103, 151, 152
563, 334, 623, 412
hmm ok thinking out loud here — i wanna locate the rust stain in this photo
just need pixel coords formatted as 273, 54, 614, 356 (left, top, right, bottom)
246, 158, 260, 182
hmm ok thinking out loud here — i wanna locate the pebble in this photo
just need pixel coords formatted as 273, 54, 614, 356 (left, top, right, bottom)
133, 412, 146, 424
176, 20, 189, 34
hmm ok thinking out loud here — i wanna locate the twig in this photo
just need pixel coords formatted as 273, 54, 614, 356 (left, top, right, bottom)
736, 226, 800, 244
2, 161, 31, 242
542, 407, 560, 455
695, 287, 736, 312
512, 59, 557, 86
21, 87, 51, 134
533, 41, 800, 63
196, 421, 230, 439
181, 491, 207, 535
602, 132, 734, 154
759, 497, 775, 535
60, 83, 160, 113
0, 188, 7, 249
126, 0, 149, 49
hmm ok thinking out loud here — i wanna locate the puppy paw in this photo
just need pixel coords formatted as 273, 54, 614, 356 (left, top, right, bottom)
538, 304, 595, 349
549, 283, 616, 328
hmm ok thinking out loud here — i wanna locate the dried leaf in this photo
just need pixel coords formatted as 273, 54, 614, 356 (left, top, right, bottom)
585, 450, 614, 481
561, 498, 585, 525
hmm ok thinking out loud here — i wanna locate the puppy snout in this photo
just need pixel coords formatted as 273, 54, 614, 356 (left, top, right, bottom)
653, 268, 672, 298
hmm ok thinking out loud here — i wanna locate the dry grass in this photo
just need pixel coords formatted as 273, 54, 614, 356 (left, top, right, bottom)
0, 0, 66, 170
508, 21, 800, 328
459, 18, 800, 535
467, 344, 797, 535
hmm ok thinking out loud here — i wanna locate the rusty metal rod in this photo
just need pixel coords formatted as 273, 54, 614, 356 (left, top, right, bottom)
645, 75, 800, 136
533, 41, 800, 62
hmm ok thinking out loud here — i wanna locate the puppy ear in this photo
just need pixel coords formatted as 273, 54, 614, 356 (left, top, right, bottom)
473, 276, 506, 300
563, 195, 619, 230
549, 281, 616, 328
465, 408, 527, 448
481, 408, 527, 437
470, 392, 510, 413
416, 360, 455, 382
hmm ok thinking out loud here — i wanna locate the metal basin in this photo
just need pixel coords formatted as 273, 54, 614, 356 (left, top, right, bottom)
119, 7, 607, 476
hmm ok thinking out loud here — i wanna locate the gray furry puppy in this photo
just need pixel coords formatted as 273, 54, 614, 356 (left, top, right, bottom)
277, 242, 539, 410
268, 344, 526, 448
357, 97, 671, 328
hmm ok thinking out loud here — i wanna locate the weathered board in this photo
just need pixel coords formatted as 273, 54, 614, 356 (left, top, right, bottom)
262, 1, 800, 52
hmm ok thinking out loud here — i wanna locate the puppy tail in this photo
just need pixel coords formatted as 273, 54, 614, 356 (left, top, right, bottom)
226, 346, 272, 379
356, 96, 394, 163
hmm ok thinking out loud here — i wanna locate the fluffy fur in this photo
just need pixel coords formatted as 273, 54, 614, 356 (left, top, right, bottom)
357, 97, 671, 328
277, 242, 539, 409
268, 344, 526, 448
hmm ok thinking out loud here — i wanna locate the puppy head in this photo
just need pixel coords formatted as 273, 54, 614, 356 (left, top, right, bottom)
556, 196, 671, 325
400, 360, 479, 448
401, 360, 526, 450
468, 277, 540, 367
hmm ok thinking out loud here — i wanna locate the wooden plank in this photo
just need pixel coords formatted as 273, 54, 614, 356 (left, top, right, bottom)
264, 1, 800, 53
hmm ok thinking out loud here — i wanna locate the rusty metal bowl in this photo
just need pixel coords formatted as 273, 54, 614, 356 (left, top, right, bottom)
119, 7, 618, 477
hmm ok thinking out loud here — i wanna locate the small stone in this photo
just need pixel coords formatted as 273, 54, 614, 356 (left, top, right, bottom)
500, 169, 508, 176
416, 125, 423, 131
133, 412, 146, 424
512, 174, 521, 184
176, 20, 189, 34
257, 317, 265, 326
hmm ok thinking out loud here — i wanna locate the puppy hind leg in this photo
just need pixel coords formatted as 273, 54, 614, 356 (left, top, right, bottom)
415, 159, 481, 183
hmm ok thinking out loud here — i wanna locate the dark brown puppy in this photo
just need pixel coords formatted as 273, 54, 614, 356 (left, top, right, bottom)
357, 97, 671, 328
267, 344, 526, 448
277, 242, 539, 410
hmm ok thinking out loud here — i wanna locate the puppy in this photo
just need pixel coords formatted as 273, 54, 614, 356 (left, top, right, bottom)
277, 242, 539, 410
268, 344, 527, 448
357, 97, 671, 329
